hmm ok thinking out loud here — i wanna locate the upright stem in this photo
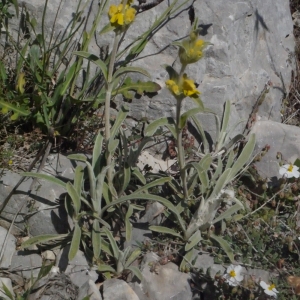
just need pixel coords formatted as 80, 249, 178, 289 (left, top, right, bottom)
105, 34, 120, 184
176, 64, 188, 199
176, 99, 188, 200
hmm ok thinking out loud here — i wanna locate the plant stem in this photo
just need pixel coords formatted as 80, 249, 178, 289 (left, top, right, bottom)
105, 33, 120, 184
176, 64, 188, 199
176, 99, 188, 200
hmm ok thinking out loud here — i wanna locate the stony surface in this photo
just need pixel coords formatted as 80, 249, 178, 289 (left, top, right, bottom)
77, 279, 102, 300
103, 278, 139, 300
0, 277, 14, 300
10, 251, 42, 279
8, 0, 294, 140
0, 166, 72, 236
131, 252, 193, 300
251, 120, 300, 180
55, 245, 98, 288
0, 226, 16, 269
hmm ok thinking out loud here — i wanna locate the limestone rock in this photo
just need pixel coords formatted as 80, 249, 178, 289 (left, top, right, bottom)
103, 278, 139, 300
0, 226, 16, 269
251, 120, 300, 180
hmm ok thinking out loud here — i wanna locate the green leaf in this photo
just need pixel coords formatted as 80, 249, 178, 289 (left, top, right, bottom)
229, 134, 256, 181
21, 172, 66, 188
68, 223, 82, 261
145, 117, 176, 137
211, 203, 244, 225
210, 233, 235, 263
92, 132, 104, 176
179, 249, 194, 272
108, 139, 119, 153
73, 51, 108, 81
220, 100, 230, 136
103, 227, 119, 259
112, 67, 150, 81
21, 234, 68, 249
185, 230, 202, 252
180, 107, 205, 129
210, 168, 231, 198
67, 154, 87, 162
60, 63, 77, 95
92, 221, 102, 259
101, 193, 186, 233
114, 77, 161, 99
98, 264, 116, 273
131, 167, 146, 185
0, 99, 30, 117
191, 116, 209, 153
134, 177, 171, 194
99, 22, 114, 35
110, 105, 129, 139
125, 248, 141, 268
66, 182, 81, 217
1, 282, 14, 299
149, 225, 182, 239
163, 64, 179, 82
127, 266, 143, 281
74, 165, 84, 196
125, 205, 133, 243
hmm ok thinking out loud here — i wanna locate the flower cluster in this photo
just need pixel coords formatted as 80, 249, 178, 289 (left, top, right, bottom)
223, 265, 280, 298
176, 31, 207, 65
166, 73, 200, 99
108, 0, 136, 29
279, 163, 300, 178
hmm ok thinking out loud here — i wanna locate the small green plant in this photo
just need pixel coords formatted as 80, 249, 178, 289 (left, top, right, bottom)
20, 0, 191, 280
144, 20, 256, 270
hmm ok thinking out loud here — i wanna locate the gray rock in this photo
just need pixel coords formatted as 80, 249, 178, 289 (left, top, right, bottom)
55, 245, 98, 288
10, 251, 42, 279
0, 226, 16, 269
139, 202, 165, 226
7, 0, 293, 141
251, 120, 300, 180
137, 252, 193, 300
0, 170, 70, 236
193, 253, 225, 279
103, 278, 139, 300
0, 277, 14, 300
77, 279, 102, 300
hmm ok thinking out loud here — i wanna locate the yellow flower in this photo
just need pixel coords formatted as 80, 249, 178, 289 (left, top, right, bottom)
165, 74, 200, 98
108, 2, 136, 28
182, 74, 200, 98
176, 30, 207, 65
166, 80, 180, 95
8, 160, 13, 165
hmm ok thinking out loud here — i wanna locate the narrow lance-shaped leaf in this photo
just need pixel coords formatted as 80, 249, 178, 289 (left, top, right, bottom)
210, 233, 235, 263
149, 225, 182, 239
73, 51, 108, 81
125, 204, 133, 243
0, 99, 30, 117
229, 134, 256, 181
92, 220, 102, 259
185, 230, 202, 252
68, 223, 82, 261
21, 234, 69, 249
66, 182, 81, 217
125, 248, 141, 268
21, 172, 66, 188
145, 117, 176, 137
112, 67, 150, 81
103, 227, 119, 259
211, 203, 244, 225
127, 266, 143, 281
